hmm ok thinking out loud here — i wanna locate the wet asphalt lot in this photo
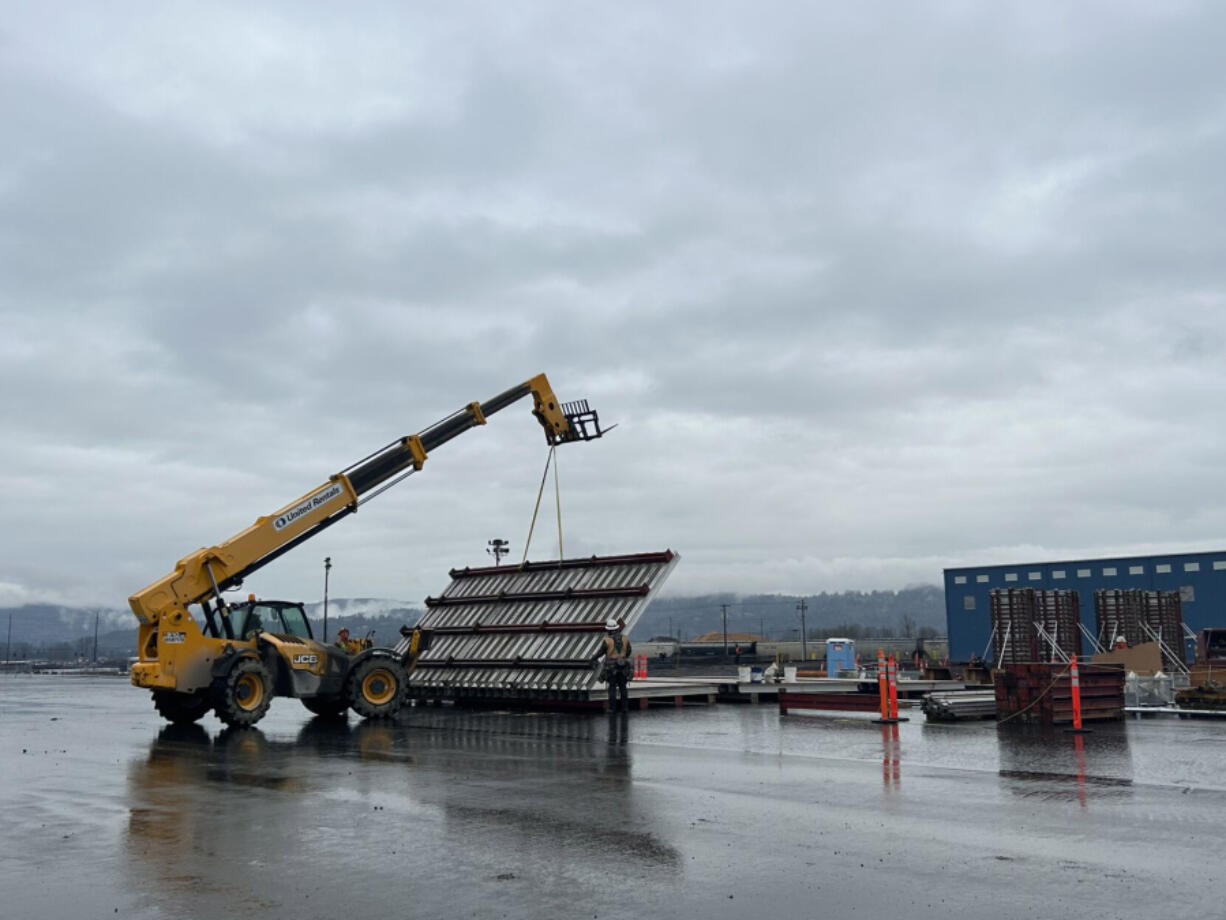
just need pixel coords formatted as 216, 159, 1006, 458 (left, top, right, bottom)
2, 676, 1223, 919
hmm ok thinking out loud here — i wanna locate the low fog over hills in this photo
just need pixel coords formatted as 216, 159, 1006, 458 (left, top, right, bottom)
1, 585, 944, 659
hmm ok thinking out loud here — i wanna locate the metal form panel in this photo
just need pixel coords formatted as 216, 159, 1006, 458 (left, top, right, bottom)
1095, 589, 1184, 669
1146, 591, 1185, 670
410, 551, 680, 699
989, 589, 1036, 666
994, 662, 1125, 724
990, 588, 1082, 665
1095, 589, 1144, 650
1034, 589, 1082, 660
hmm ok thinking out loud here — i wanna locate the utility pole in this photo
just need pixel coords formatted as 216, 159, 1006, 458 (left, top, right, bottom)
668, 616, 673, 640
487, 538, 510, 566
721, 604, 730, 657
92, 612, 99, 663
6, 612, 11, 666
323, 556, 332, 641
797, 600, 808, 662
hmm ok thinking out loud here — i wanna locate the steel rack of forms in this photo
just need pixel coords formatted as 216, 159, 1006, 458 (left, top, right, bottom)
994, 662, 1125, 724
989, 588, 1081, 666
408, 551, 680, 707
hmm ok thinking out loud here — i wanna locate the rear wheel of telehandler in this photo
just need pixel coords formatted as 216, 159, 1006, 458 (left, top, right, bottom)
213, 658, 274, 727
302, 695, 349, 719
152, 689, 212, 724
347, 657, 406, 719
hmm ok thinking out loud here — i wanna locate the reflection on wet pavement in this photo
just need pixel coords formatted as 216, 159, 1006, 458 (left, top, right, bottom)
880, 722, 901, 792
3, 676, 1225, 919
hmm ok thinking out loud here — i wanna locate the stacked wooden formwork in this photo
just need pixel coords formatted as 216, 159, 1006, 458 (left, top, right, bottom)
994, 662, 1125, 723
989, 589, 1082, 665
1094, 589, 1184, 669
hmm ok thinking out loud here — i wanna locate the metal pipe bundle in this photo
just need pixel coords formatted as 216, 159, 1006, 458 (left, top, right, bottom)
921, 690, 998, 722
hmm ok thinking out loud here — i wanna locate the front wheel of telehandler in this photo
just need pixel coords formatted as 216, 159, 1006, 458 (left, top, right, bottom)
346, 658, 407, 719
213, 658, 274, 727
152, 689, 212, 724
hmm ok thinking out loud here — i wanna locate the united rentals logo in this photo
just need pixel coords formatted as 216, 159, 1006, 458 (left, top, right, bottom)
273, 483, 344, 531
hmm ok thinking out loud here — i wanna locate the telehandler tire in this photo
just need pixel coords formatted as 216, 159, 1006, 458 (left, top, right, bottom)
152, 689, 212, 724
213, 658, 274, 727
302, 695, 349, 718
346, 657, 406, 719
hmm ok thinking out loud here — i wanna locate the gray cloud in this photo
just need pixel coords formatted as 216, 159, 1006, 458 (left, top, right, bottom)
3, 2, 1225, 608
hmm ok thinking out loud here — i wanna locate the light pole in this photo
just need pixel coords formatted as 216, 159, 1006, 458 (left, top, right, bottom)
797, 600, 808, 662
92, 612, 99, 663
721, 604, 730, 658
323, 556, 332, 641
487, 538, 510, 566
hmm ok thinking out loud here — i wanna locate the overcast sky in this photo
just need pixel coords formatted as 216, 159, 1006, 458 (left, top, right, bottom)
3, 2, 1225, 610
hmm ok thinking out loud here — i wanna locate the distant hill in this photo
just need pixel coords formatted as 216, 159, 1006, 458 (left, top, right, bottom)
0, 604, 133, 659
1, 584, 946, 659
0, 600, 424, 660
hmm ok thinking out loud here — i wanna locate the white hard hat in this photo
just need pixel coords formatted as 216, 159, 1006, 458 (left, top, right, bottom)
604, 617, 620, 632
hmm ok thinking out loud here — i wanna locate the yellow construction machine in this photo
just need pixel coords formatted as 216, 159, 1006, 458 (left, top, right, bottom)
129, 374, 604, 727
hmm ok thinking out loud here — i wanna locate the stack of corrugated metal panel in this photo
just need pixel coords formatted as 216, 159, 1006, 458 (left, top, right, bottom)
990, 588, 1082, 664
1095, 589, 1184, 668
989, 588, 1036, 666
1034, 589, 1082, 660
1095, 589, 1146, 649
409, 550, 680, 701
994, 662, 1125, 723
1141, 590, 1184, 670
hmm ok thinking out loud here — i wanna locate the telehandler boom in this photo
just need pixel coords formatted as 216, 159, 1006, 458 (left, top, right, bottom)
129, 374, 603, 727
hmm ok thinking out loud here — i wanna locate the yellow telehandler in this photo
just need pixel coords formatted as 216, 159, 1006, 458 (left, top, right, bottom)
128, 374, 604, 727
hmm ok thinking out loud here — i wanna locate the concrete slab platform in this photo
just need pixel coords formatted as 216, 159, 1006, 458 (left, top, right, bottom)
586, 677, 721, 709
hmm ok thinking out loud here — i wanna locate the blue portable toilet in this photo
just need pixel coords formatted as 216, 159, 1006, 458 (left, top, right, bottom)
825, 638, 856, 675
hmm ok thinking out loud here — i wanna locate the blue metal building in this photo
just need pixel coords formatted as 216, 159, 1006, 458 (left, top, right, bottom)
944, 550, 1226, 662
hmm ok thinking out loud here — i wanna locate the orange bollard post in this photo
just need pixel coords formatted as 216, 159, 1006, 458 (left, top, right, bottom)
1071, 655, 1081, 729
1065, 654, 1090, 734
876, 648, 888, 719
873, 649, 899, 723
1064, 657, 1093, 736
888, 655, 900, 720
